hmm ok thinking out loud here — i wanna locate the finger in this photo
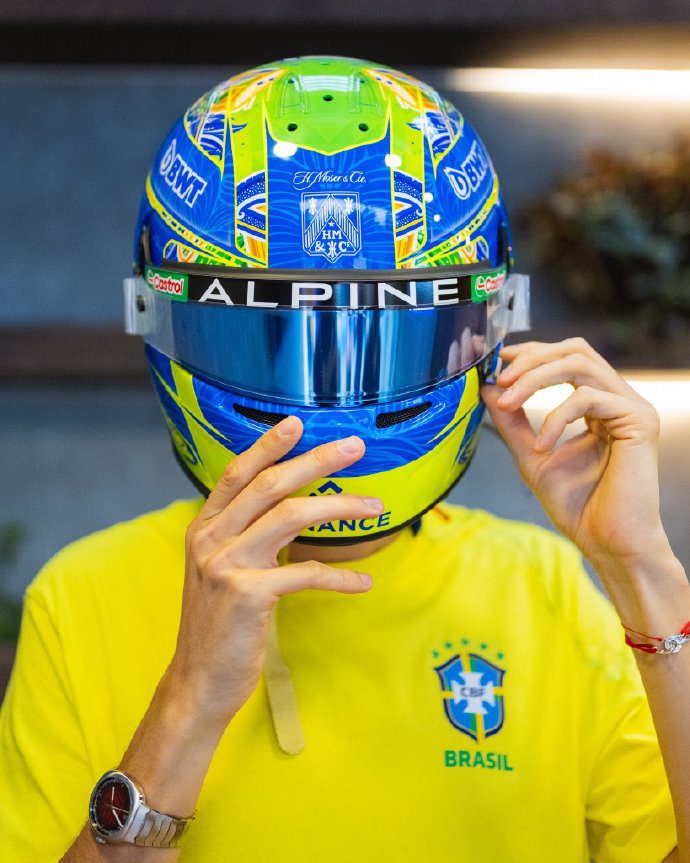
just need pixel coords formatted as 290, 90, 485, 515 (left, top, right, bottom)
219, 493, 386, 568
496, 354, 634, 412
498, 338, 612, 387
481, 384, 540, 475
585, 415, 609, 443
500, 337, 608, 363
199, 415, 304, 520
200, 561, 373, 611
533, 386, 655, 453
258, 560, 374, 599
211, 435, 367, 537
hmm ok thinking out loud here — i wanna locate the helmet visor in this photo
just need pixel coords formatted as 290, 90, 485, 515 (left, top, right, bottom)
134, 277, 519, 407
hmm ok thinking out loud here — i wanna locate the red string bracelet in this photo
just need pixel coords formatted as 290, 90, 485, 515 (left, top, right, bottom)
622, 621, 690, 655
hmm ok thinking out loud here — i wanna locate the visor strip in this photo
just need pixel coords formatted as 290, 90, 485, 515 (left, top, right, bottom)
142, 265, 507, 309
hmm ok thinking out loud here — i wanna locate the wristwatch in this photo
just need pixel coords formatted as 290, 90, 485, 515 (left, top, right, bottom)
89, 769, 195, 847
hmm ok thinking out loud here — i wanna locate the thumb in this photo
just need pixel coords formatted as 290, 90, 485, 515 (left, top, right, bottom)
481, 384, 539, 473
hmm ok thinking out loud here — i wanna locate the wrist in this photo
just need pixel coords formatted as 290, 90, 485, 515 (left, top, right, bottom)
592, 547, 690, 636
157, 661, 233, 739
117, 665, 228, 818
587, 525, 676, 581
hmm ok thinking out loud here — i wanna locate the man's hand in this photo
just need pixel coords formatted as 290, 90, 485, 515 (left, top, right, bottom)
481, 337, 669, 570
168, 415, 380, 728
483, 339, 690, 861
61, 418, 381, 861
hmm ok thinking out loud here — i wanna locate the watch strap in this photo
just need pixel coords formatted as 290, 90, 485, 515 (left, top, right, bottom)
132, 806, 193, 847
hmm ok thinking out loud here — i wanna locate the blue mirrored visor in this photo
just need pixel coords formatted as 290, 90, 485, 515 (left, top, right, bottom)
139, 289, 512, 407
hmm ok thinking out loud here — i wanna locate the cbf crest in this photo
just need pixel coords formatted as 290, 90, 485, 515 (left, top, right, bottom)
301, 192, 361, 263
435, 653, 505, 742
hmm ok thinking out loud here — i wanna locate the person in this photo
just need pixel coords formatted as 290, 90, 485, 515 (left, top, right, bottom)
0, 57, 687, 863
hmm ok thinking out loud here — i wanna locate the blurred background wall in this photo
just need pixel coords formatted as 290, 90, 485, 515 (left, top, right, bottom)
1, 2, 689, 681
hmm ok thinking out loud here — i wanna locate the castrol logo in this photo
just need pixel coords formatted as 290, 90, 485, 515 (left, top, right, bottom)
146, 269, 187, 298
473, 271, 505, 297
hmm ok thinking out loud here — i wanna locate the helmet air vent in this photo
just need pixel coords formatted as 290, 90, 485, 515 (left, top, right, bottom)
233, 403, 289, 426
375, 401, 432, 429
279, 74, 305, 113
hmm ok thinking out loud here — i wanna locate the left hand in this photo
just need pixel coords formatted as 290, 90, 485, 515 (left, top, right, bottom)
481, 337, 668, 570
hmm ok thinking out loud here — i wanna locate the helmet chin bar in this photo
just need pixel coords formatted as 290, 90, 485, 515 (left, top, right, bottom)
157, 347, 501, 547
169, 435, 479, 546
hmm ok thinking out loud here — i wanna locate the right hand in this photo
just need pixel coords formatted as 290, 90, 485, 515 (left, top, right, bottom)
166, 415, 381, 728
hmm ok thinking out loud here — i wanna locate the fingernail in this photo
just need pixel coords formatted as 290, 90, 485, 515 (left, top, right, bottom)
337, 435, 363, 455
357, 572, 373, 588
278, 416, 299, 437
364, 497, 384, 513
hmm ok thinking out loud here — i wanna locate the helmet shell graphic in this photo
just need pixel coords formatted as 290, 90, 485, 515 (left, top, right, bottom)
137, 56, 508, 272
132, 56, 512, 543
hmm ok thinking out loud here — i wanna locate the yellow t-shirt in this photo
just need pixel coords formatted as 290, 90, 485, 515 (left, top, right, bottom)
0, 500, 676, 862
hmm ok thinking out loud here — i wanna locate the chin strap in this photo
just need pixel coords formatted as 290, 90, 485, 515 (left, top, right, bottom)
264, 607, 306, 756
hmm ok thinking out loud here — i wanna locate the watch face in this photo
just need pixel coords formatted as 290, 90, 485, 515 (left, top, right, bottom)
90, 775, 133, 835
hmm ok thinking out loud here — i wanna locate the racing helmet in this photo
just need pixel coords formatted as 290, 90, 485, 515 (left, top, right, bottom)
125, 56, 529, 545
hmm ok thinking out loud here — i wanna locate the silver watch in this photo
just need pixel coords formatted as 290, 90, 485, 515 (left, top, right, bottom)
89, 769, 195, 847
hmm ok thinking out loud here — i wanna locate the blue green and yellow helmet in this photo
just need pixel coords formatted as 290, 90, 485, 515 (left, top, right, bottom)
125, 56, 529, 544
